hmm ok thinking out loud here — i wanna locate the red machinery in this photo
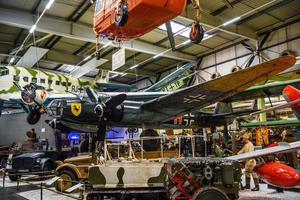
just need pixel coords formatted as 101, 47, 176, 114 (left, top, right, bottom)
93, 0, 204, 43
254, 141, 300, 188
255, 162, 300, 188
165, 158, 239, 200
165, 161, 201, 199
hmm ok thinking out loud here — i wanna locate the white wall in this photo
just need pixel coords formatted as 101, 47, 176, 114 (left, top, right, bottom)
197, 21, 300, 81
0, 113, 55, 146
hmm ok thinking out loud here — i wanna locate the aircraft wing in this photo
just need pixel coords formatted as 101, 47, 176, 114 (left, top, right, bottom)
227, 141, 300, 162
96, 82, 134, 90
141, 56, 296, 119
224, 78, 300, 102
250, 99, 300, 116
241, 119, 300, 128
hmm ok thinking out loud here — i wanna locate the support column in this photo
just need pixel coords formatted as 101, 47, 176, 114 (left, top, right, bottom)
258, 98, 267, 122
223, 123, 229, 146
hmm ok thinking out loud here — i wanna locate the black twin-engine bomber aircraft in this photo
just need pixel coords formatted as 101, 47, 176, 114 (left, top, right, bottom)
45, 56, 296, 142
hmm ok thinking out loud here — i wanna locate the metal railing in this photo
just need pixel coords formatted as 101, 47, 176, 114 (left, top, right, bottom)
103, 134, 204, 162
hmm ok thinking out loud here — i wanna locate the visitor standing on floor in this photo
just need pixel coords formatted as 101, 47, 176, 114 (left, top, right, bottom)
238, 133, 260, 191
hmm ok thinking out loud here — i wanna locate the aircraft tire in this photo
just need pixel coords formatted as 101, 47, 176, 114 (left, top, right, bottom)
27, 109, 41, 125
115, 2, 128, 27
192, 187, 229, 200
190, 23, 205, 44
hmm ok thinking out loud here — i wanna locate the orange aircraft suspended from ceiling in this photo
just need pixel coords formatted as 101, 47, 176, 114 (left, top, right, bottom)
93, 0, 204, 57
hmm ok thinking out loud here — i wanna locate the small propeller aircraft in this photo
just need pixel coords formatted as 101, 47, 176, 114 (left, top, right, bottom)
228, 141, 300, 189
93, 0, 204, 57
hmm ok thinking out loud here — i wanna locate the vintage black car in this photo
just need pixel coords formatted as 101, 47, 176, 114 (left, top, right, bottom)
6, 152, 56, 181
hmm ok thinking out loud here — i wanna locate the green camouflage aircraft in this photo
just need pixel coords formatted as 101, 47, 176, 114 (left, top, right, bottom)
0, 63, 196, 122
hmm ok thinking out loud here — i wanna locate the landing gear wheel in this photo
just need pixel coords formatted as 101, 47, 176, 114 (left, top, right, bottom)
140, 129, 160, 151
27, 109, 41, 125
115, 2, 129, 27
55, 170, 78, 193
190, 23, 205, 44
192, 187, 229, 200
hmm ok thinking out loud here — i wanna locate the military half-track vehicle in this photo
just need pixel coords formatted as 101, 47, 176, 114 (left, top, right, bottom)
86, 157, 241, 200
86, 160, 168, 200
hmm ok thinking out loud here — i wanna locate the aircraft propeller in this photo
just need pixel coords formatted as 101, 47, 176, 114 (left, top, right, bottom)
86, 87, 127, 141
13, 82, 48, 124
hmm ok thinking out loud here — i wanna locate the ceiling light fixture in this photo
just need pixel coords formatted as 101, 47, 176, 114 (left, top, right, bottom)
46, 0, 55, 10
83, 55, 91, 61
222, 17, 241, 26
103, 42, 112, 48
29, 24, 37, 33
130, 64, 139, 69
9, 57, 15, 64
153, 53, 164, 59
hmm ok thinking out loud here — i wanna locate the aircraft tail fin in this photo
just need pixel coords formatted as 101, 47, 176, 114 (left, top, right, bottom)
283, 85, 300, 119
144, 63, 196, 92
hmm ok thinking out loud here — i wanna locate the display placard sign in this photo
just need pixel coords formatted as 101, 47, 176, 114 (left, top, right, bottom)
112, 48, 125, 71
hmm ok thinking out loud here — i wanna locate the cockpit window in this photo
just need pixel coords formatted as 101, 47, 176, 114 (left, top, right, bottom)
0, 67, 9, 76
95, 0, 103, 13
95, 0, 112, 13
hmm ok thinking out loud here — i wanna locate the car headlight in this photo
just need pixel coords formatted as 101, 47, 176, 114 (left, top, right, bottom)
7, 159, 12, 165
36, 158, 41, 164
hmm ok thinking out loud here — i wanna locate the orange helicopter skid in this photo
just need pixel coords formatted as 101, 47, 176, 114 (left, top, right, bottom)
94, 0, 187, 41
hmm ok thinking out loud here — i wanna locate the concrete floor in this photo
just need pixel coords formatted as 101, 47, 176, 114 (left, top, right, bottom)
0, 177, 77, 200
0, 176, 300, 200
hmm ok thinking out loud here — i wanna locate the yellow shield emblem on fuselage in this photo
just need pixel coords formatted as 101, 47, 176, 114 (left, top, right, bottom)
71, 103, 82, 117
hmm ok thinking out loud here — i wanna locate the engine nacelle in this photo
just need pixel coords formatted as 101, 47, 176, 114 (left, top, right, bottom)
110, 104, 125, 122
21, 84, 48, 106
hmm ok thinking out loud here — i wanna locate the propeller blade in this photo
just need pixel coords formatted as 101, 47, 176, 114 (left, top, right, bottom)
105, 94, 127, 108
13, 81, 23, 91
245, 55, 256, 68
86, 87, 99, 103
13, 82, 44, 109
241, 41, 255, 52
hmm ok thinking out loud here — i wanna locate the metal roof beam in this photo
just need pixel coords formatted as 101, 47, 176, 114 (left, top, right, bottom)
176, 6, 258, 41
236, 0, 295, 25
211, 0, 244, 16
165, 22, 176, 50
0, 7, 196, 62
0, 52, 155, 78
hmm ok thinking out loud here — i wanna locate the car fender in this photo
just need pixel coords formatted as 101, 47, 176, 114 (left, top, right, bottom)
56, 163, 83, 179
40, 158, 54, 170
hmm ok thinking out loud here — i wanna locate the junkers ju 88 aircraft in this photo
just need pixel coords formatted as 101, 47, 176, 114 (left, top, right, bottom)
42, 56, 296, 142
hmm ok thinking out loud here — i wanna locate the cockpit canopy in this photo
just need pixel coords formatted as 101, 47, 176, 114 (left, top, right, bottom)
95, 0, 113, 13
0, 67, 9, 76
